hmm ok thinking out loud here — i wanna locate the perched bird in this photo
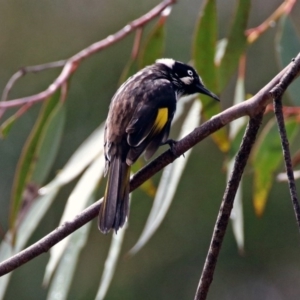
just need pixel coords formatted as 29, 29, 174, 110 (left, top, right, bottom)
99, 58, 219, 234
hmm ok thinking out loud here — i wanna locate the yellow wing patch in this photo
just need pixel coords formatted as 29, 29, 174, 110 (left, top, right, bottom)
153, 108, 168, 134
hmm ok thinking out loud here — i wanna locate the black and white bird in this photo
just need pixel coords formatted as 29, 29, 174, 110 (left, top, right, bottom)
99, 58, 219, 234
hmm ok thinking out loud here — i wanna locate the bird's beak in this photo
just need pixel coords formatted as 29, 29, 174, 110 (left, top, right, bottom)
196, 84, 220, 101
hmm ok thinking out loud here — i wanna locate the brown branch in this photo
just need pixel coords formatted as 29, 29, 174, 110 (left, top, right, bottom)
246, 0, 296, 43
192, 54, 300, 300
194, 111, 264, 300
272, 95, 300, 231
1, 60, 67, 103
0, 53, 300, 277
0, 0, 176, 114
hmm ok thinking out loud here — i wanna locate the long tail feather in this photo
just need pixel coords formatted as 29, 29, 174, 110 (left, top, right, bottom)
98, 156, 130, 234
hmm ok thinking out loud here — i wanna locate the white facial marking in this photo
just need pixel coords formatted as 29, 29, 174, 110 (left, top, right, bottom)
156, 58, 175, 69
180, 76, 193, 85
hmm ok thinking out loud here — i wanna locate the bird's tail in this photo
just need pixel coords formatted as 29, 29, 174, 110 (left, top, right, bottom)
98, 155, 130, 234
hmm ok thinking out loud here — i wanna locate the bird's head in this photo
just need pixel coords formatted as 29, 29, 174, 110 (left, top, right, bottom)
156, 58, 220, 101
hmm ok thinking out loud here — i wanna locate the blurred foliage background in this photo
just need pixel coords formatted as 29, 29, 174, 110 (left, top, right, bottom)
0, 0, 300, 299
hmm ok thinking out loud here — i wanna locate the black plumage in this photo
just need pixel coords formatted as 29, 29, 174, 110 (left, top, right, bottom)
98, 58, 219, 234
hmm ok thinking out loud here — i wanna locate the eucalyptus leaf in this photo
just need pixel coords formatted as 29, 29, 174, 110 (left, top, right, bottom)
43, 154, 105, 285
129, 100, 202, 255
46, 196, 94, 300
276, 15, 300, 105
95, 220, 128, 300
9, 90, 61, 231
251, 118, 299, 216
218, 0, 250, 91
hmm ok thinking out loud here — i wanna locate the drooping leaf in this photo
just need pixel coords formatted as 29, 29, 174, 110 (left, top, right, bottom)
46, 196, 94, 300
193, 0, 218, 93
31, 101, 65, 185
192, 0, 229, 152
9, 89, 61, 232
43, 154, 105, 285
129, 100, 202, 255
0, 114, 17, 138
228, 157, 244, 253
228, 71, 247, 252
276, 15, 300, 105
40, 123, 105, 194
251, 118, 299, 216
95, 218, 128, 300
218, 0, 251, 91
0, 189, 59, 300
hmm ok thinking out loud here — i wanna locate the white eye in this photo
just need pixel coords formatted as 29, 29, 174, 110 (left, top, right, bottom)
187, 70, 193, 77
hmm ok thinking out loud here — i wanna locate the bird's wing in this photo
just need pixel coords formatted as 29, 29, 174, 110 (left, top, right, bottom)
126, 81, 175, 147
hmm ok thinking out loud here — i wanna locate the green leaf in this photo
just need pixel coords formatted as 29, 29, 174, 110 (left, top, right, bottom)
0, 189, 59, 300
95, 220, 127, 300
46, 196, 94, 300
9, 89, 61, 231
276, 15, 300, 105
227, 157, 244, 253
129, 100, 202, 255
228, 71, 248, 158
201, 98, 230, 152
218, 0, 250, 91
0, 114, 17, 138
43, 154, 105, 285
31, 101, 65, 184
193, 0, 218, 93
251, 118, 299, 216
138, 17, 165, 68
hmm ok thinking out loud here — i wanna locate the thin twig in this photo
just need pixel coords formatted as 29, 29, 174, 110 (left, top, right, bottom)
1, 60, 67, 102
0, 0, 175, 116
246, 0, 296, 43
194, 111, 264, 300
273, 98, 300, 230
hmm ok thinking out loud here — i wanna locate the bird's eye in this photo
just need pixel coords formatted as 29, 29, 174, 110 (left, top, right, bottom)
187, 70, 193, 77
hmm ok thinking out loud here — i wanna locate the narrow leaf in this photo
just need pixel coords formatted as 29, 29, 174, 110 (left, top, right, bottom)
193, 0, 218, 92
252, 118, 299, 216
276, 15, 300, 105
31, 102, 65, 184
228, 158, 244, 253
46, 196, 94, 300
228, 67, 247, 251
218, 0, 250, 91
95, 219, 128, 300
0, 190, 59, 300
40, 123, 104, 194
43, 154, 105, 285
0, 114, 17, 138
129, 100, 202, 255
9, 89, 61, 231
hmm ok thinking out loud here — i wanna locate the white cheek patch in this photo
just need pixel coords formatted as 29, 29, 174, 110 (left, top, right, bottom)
180, 76, 193, 85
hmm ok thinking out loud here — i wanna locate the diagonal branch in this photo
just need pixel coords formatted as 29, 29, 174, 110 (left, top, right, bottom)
0, 53, 300, 277
0, 0, 175, 111
272, 95, 300, 231
194, 110, 265, 300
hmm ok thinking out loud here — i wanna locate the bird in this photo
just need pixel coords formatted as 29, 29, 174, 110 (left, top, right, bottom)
98, 58, 220, 234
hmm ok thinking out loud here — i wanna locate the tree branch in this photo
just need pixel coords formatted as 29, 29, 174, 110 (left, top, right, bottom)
0, 0, 175, 113
194, 111, 264, 300
272, 95, 300, 231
